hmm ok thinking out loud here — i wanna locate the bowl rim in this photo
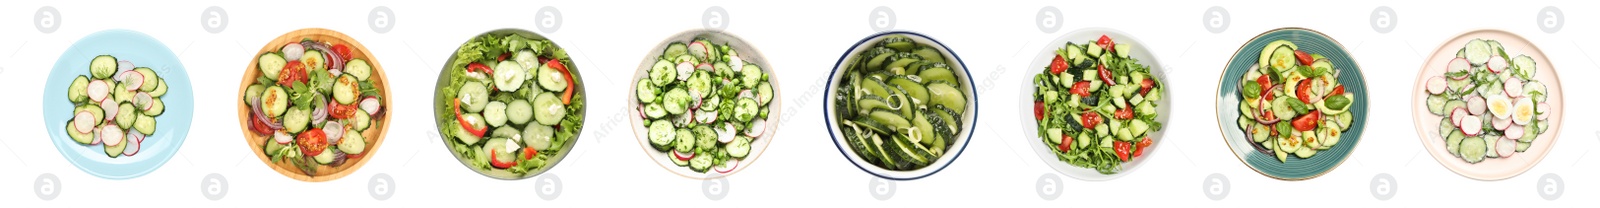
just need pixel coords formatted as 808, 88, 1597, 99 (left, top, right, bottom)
824, 31, 976, 180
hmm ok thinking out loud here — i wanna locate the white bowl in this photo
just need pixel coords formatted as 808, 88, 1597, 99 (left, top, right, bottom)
825, 31, 975, 180
628, 30, 780, 179
1017, 28, 1170, 181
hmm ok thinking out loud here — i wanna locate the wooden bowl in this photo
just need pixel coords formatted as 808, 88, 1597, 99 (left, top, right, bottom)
236, 28, 391, 182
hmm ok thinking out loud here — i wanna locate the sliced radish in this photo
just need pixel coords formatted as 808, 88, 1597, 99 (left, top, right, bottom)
1447, 58, 1471, 78
695, 109, 718, 124
323, 121, 345, 144
100, 99, 119, 122
123, 131, 142, 156
714, 160, 739, 173
1537, 103, 1551, 120
1496, 137, 1517, 158
87, 80, 109, 103
360, 96, 382, 116
1460, 116, 1482, 136
730, 56, 745, 72
676, 62, 694, 81
1426, 76, 1447, 94
1487, 56, 1508, 73
133, 92, 152, 109
90, 129, 102, 145
134, 131, 145, 143
696, 62, 713, 71
1451, 108, 1469, 127
1465, 95, 1486, 115
1503, 78, 1524, 97
673, 150, 695, 160
274, 130, 294, 144
1492, 116, 1512, 131
688, 41, 709, 59
74, 112, 95, 134
738, 89, 754, 99
745, 118, 767, 137
718, 123, 737, 143
117, 60, 134, 72
124, 72, 144, 91
1505, 124, 1525, 140
101, 125, 124, 146
283, 43, 305, 60
689, 89, 703, 110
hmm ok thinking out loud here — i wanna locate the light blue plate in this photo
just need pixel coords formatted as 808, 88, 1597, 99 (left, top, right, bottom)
43, 29, 192, 180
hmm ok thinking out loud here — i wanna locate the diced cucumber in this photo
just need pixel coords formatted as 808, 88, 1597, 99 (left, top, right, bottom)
1086, 43, 1103, 58
532, 92, 566, 125
1114, 44, 1131, 58
1046, 128, 1063, 144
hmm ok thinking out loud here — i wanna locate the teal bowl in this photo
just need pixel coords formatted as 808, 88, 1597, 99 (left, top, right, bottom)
1215, 28, 1368, 180
42, 29, 193, 180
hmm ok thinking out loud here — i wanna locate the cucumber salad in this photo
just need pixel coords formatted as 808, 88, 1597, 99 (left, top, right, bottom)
245, 39, 383, 175
1424, 38, 1550, 163
1236, 40, 1356, 163
833, 35, 966, 171
63, 55, 170, 158
1031, 35, 1164, 174
639, 38, 772, 174
438, 33, 584, 177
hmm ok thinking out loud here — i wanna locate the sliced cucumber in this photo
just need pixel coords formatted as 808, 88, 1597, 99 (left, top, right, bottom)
339, 128, 366, 155
483, 101, 508, 127
1512, 55, 1536, 78
302, 50, 327, 71
1258, 40, 1297, 70
1446, 130, 1464, 157
1269, 45, 1298, 73
741, 65, 764, 89
263, 138, 285, 156
1464, 39, 1492, 66
115, 103, 136, 129
352, 109, 371, 131
728, 135, 752, 158
1427, 94, 1448, 115
313, 148, 336, 164
134, 67, 159, 92
149, 79, 168, 97
345, 58, 373, 81
458, 82, 489, 113
258, 53, 286, 81
636, 79, 658, 103
735, 97, 759, 122
926, 81, 965, 112
90, 55, 118, 79
144, 98, 165, 116
505, 99, 533, 125
532, 92, 566, 125
262, 86, 289, 118
644, 103, 667, 119
1460, 136, 1487, 163
886, 76, 928, 104
283, 107, 311, 133
662, 87, 690, 115
332, 74, 359, 104
673, 128, 695, 153
523, 123, 555, 151
454, 113, 485, 145
647, 120, 675, 151
133, 114, 156, 135
68, 76, 89, 103
66, 120, 93, 144
536, 61, 567, 92
757, 81, 774, 106
492, 60, 525, 92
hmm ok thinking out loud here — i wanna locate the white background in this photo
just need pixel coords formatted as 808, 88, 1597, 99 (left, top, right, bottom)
1, 0, 1596, 206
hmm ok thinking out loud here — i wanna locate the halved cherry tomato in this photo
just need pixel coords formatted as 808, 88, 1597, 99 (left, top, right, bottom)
249, 113, 273, 135
1098, 64, 1116, 85
1049, 54, 1069, 74
1082, 112, 1102, 129
1070, 81, 1092, 97
297, 128, 328, 157
1033, 101, 1047, 121
1294, 50, 1314, 66
1295, 79, 1313, 104
331, 44, 354, 62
